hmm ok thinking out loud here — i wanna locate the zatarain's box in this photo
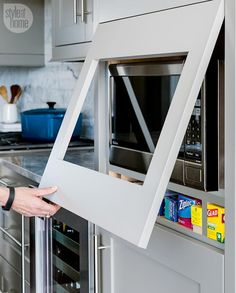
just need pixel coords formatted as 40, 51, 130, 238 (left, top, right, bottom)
207, 203, 225, 243
178, 195, 201, 229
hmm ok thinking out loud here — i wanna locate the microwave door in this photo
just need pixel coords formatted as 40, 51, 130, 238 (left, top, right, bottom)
111, 75, 151, 152
111, 72, 180, 155
122, 76, 155, 153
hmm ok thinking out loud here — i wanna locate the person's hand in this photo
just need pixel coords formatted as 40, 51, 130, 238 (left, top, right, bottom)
11, 186, 60, 217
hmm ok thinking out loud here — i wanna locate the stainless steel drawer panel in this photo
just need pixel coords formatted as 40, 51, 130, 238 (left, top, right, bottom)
0, 164, 36, 188
0, 255, 21, 292
0, 210, 30, 245
0, 234, 30, 283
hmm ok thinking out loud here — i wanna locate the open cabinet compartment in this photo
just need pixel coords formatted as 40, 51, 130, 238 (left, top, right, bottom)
40, 0, 224, 248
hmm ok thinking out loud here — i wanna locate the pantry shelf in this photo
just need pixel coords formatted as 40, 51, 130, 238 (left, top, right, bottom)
167, 182, 225, 207
156, 216, 225, 251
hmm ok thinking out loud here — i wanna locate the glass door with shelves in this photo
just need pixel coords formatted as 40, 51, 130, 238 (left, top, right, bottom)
45, 209, 89, 293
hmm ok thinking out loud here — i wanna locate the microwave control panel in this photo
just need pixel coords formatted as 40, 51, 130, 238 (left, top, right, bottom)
185, 97, 202, 163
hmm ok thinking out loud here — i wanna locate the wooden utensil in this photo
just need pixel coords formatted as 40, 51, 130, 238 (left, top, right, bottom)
0, 86, 9, 103
10, 84, 22, 104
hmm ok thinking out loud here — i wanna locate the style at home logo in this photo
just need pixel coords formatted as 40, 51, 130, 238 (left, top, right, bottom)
3, 3, 33, 33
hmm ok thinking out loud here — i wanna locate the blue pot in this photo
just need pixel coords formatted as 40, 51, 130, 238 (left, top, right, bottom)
21, 102, 82, 142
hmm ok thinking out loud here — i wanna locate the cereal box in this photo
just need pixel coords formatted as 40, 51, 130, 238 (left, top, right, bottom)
165, 196, 178, 222
178, 195, 201, 229
191, 205, 202, 235
207, 203, 225, 243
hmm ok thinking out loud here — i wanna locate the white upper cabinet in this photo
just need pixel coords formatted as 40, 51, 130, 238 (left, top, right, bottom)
98, 0, 210, 23
41, 0, 224, 248
0, 0, 44, 66
52, 0, 95, 61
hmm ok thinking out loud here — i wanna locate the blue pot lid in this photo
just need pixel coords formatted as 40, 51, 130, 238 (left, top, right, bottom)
21, 108, 66, 116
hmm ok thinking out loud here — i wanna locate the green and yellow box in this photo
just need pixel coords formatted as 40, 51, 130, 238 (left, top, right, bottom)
207, 203, 225, 243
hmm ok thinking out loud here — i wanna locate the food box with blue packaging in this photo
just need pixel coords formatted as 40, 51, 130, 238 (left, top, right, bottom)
178, 194, 202, 229
158, 199, 165, 216
165, 195, 178, 222
158, 190, 177, 217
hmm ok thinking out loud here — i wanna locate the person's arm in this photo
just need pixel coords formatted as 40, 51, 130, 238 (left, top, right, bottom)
0, 186, 60, 217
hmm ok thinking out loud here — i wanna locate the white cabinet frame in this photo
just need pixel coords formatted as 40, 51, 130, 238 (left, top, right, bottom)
225, 0, 236, 292
40, 0, 224, 248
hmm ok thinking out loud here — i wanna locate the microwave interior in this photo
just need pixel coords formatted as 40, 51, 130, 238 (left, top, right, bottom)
109, 58, 184, 153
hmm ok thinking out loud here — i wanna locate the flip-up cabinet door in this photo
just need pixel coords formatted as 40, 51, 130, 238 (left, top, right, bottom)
52, 0, 94, 61
98, 0, 210, 23
40, 0, 224, 249
0, 0, 44, 66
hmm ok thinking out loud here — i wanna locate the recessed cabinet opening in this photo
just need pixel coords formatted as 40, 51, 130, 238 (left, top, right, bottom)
109, 27, 224, 193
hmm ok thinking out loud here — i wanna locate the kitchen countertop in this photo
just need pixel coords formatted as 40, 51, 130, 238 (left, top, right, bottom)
0, 147, 95, 184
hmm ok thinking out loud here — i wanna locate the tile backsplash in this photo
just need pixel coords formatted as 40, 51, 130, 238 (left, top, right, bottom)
0, 0, 94, 139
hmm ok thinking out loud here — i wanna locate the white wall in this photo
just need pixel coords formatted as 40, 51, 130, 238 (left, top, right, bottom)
0, 0, 94, 139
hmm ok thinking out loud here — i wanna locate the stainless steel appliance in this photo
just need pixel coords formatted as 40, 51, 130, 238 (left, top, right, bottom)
109, 39, 224, 191
0, 164, 37, 293
49, 209, 89, 293
0, 132, 93, 154
34, 209, 89, 293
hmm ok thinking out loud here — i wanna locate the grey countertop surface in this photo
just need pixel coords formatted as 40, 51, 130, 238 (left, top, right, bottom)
0, 147, 95, 184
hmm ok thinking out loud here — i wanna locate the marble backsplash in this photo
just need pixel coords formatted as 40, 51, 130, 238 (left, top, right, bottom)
0, 0, 94, 139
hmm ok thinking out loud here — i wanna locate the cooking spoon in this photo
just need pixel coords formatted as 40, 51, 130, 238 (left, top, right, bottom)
0, 86, 9, 103
10, 84, 22, 104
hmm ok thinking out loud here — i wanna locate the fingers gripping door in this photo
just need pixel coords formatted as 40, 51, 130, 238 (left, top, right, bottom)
40, 0, 224, 248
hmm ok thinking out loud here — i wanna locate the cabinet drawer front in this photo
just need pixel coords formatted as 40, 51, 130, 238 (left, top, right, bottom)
0, 235, 30, 283
0, 210, 30, 246
0, 255, 22, 292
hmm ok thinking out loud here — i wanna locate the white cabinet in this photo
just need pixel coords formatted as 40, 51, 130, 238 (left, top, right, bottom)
0, 0, 44, 66
52, 0, 95, 61
98, 0, 210, 23
97, 225, 224, 293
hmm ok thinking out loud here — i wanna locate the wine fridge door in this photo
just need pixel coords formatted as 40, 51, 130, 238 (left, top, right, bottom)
36, 209, 89, 293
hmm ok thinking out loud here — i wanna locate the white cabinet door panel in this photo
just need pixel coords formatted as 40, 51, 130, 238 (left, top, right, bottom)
40, 0, 224, 248
99, 0, 210, 23
98, 225, 224, 293
53, 0, 86, 47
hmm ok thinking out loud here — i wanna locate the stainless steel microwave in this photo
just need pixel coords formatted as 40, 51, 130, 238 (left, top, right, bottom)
108, 54, 224, 191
